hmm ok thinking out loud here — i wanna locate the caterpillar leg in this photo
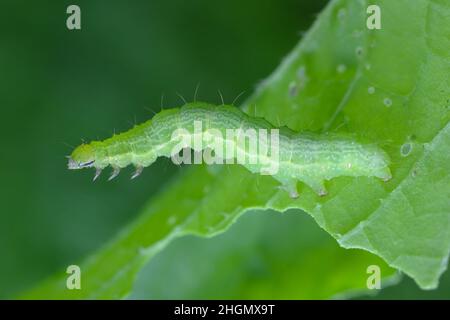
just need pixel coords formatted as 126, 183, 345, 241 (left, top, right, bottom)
377, 167, 392, 182
131, 166, 144, 179
280, 179, 299, 199
93, 168, 102, 181
304, 179, 327, 197
108, 166, 121, 181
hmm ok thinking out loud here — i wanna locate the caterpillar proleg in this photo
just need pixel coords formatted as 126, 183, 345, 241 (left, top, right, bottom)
68, 103, 391, 198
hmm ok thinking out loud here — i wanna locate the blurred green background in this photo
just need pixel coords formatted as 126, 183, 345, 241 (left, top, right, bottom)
0, 0, 448, 299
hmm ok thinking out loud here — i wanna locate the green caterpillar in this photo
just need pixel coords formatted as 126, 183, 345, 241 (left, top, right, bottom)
68, 102, 391, 198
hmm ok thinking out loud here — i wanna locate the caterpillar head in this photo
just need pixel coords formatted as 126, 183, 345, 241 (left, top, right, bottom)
68, 143, 96, 170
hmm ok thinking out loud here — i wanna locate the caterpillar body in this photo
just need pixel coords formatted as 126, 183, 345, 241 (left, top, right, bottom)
68, 103, 391, 198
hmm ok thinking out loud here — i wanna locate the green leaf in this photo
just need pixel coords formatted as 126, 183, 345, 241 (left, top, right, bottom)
130, 210, 397, 299
23, 0, 450, 298
24, 163, 398, 299
251, 0, 450, 289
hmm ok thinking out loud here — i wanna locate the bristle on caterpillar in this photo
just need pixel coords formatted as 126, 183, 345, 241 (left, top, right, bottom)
68, 102, 392, 198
